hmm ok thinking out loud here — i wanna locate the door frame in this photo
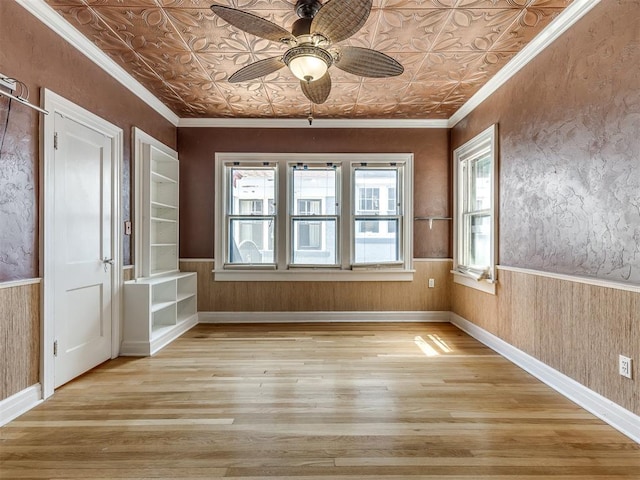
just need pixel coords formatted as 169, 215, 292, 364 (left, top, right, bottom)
40, 89, 123, 399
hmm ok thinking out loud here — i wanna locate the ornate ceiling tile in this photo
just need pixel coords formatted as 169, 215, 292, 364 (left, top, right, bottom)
196, 51, 260, 81
432, 8, 521, 51
308, 103, 356, 118
414, 52, 485, 83
454, 0, 528, 7
162, 8, 253, 53
357, 80, 411, 103
384, 0, 457, 8
403, 81, 456, 104
387, 52, 430, 81
46, 0, 574, 119
159, 0, 234, 7
490, 7, 564, 51
229, 101, 276, 117
341, 9, 381, 49
528, 0, 573, 6
89, 6, 188, 51
371, 9, 448, 52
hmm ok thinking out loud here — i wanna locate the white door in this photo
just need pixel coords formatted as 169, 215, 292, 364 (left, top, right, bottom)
53, 113, 113, 388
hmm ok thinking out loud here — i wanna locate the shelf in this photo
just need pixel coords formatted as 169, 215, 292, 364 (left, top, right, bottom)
151, 243, 177, 248
149, 268, 179, 277
151, 300, 174, 313
151, 323, 174, 335
177, 292, 196, 302
151, 171, 177, 184
151, 200, 177, 209
151, 217, 177, 223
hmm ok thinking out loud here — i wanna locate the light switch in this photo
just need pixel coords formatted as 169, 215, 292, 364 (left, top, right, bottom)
124, 221, 132, 235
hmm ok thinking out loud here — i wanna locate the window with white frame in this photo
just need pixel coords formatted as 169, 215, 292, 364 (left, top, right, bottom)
215, 154, 413, 281
453, 125, 498, 294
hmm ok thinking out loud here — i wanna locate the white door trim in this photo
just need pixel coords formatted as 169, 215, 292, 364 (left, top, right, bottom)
40, 89, 123, 399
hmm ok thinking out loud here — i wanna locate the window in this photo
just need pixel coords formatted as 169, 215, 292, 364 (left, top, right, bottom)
227, 166, 276, 266
353, 168, 401, 265
215, 154, 413, 281
453, 125, 497, 294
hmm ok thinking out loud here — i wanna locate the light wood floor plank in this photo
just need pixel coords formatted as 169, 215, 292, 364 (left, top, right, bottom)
1, 322, 638, 478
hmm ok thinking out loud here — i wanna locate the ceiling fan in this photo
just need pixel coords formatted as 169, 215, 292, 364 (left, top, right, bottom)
210, 0, 404, 105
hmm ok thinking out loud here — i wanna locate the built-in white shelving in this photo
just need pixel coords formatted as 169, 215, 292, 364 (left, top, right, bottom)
122, 272, 197, 356
122, 128, 197, 356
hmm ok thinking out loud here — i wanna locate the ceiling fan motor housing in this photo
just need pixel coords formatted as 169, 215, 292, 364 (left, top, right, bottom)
295, 0, 322, 19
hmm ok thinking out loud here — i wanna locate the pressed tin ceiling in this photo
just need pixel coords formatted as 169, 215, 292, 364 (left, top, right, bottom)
44, 0, 573, 119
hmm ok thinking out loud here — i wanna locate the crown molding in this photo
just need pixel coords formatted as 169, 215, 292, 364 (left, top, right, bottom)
19, 0, 599, 130
16, 0, 180, 126
178, 117, 449, 128
448, 0, 601, 128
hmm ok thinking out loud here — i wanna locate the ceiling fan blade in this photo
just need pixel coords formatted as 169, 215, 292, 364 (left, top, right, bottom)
311, 0, 372, 44
210, 4, 295, 43
334, 47, 404, 78
301, 73, 332, 104
229, 56, 286, 83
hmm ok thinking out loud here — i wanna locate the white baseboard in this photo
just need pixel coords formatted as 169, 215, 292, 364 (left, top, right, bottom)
198, 310, 451, 324
120, 315, 199, 356
0, 384, 42, 426
450, 313, 640, 444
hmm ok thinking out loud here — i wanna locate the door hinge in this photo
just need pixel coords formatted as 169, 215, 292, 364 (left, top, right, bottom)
53, 340, 58, 357
53, 132, 58, 150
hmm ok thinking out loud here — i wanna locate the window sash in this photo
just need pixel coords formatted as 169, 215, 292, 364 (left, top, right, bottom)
290, 216, 339, 266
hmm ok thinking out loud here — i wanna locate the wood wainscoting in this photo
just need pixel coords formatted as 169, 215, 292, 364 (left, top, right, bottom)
452, 267, 640, 417
179, 259, 453, 313
0, 280, 40, 401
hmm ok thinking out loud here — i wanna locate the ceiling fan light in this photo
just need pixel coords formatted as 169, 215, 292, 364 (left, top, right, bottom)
289, 55, 328, 82
283, 45, 333, 82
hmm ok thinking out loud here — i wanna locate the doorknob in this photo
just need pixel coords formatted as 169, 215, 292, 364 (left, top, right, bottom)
102, 257, 114, 272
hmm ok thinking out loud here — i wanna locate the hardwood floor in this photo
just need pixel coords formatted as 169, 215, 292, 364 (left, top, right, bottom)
1, 323, 639, 478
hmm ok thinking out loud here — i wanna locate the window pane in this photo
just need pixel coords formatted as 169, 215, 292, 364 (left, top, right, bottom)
470, 156, 491, 211
230, 168, 275, 215
355, 169, 397, 215
469, 214, 491, 267
354, 219, 399, 264
292, 168, 337, 215
239, 199, 263, 214
387, 187, 397, 214
292, 219, 337, 265
229, 218, 274, 264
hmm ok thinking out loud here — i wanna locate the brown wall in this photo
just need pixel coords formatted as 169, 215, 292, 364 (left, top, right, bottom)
0, 1, 176, 281
451, 1, 640, 414
0, 2, 177, 401
452, 0, 640, 285
178, 127, 451, 259
177, 127, 451, 313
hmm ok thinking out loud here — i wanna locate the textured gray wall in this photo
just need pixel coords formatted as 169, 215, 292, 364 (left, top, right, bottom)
453, 0, 640, 284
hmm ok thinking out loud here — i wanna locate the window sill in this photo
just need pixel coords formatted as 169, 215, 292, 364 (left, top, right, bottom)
452, 271, 496, 295
213, 269, 415, 282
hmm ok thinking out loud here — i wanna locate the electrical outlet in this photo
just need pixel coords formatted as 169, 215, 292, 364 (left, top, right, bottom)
619, 355, 632, 379
428, 278, 435, 288
0, 73, 16, 92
